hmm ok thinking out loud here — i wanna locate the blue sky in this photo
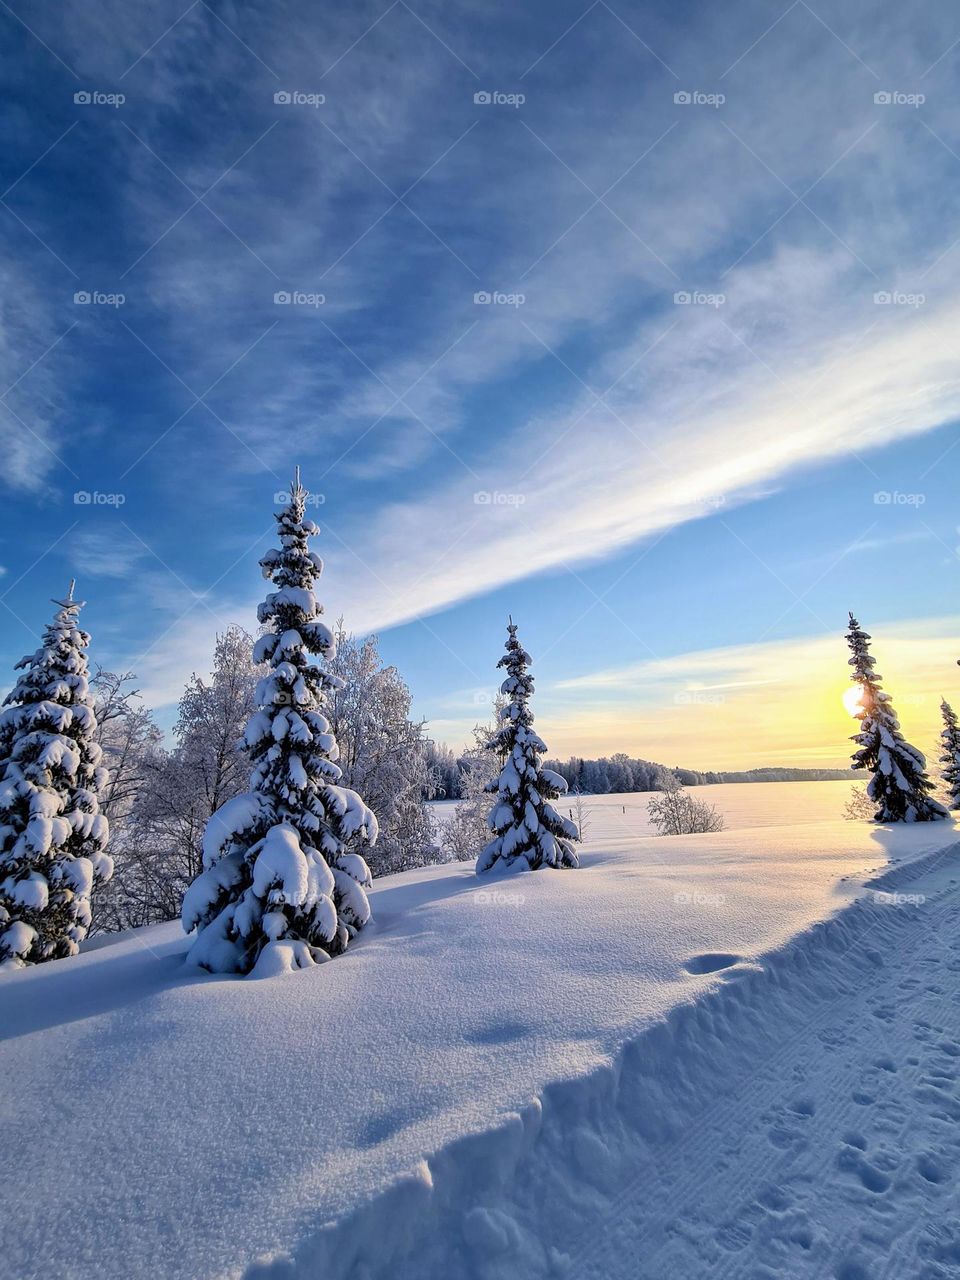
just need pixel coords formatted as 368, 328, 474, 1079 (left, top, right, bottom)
0, 0, 958, 768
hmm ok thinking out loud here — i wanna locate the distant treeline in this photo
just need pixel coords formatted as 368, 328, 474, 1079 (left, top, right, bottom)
545, 757, 853, 793
688, 766, 855, 786
424, 743, 852, 800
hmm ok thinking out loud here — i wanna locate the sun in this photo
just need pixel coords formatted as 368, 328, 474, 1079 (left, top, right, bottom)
842, 684, 865, 718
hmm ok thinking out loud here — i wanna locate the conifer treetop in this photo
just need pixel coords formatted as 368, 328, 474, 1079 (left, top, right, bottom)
845, 612, 947, 824
939, 697, 960, 811
182, 473, 377, 976
0, 582, 111, 968
478, 619, 579, 874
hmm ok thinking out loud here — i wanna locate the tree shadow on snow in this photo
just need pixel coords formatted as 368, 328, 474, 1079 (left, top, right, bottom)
0, 930, 208, 1041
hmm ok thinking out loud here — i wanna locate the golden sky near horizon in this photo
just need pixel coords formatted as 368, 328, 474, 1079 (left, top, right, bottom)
534, 616, 960, 773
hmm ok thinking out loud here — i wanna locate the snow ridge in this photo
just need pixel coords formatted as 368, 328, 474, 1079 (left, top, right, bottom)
246, 841, 960, 1280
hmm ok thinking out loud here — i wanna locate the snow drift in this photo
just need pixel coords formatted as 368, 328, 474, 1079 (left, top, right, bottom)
0, 786, 956, 1280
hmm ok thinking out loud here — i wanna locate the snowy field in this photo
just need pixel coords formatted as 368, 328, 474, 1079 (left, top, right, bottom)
430, 779, 860, 842
2, 782, 959, 1280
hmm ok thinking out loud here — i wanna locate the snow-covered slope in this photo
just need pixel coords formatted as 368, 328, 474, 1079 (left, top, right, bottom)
0, 784, 956, 1280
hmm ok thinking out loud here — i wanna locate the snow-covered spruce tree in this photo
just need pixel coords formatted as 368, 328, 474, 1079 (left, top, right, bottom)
181, 472, 377, 976
477, 621, 579, 873
846, 613, 947, 823
939, 698, 960, 811
0, 582, 111, 968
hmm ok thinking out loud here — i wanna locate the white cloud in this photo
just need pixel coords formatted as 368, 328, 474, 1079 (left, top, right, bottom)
69, 530, 148, 579
323, 264, 960, 632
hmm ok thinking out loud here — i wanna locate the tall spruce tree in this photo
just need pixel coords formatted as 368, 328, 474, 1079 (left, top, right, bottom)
182, 472, 378, 976
477, 620, 580, 873
939, 698, 960, 811
846, 613, 947, 823
0, 582, 112, 968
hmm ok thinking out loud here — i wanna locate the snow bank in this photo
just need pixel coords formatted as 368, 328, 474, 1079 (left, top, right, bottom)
0, 784, 955, 1280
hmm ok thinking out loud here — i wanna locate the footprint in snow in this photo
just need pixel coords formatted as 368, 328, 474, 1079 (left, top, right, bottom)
836, 1145, 891, 1193
684, 952, 741, 975
917, 1152, 949, 1184
767, 1122, 810, 1152
787, 1097, 816, 1118
756, 1183, 792, 1212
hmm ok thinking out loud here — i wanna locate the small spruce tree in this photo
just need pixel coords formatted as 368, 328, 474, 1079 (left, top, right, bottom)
182, 472, 378, 976
477, 620, 579, 873
0, 582, 112, 968
939, 698, 960, 811
845, 612, 947, 823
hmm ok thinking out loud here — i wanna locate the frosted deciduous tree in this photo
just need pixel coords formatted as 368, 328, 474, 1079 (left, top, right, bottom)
182, 473, 377, 976
176, 627, 260, 826
92, 668, 161, 826
0, 583, 111, 967
98, 629, 260, 933
939, 698, 960, 811
846, 613, 947, 823
646, 769, 724, 835
842, 784, 875, 821
442, 705, 502, 861
326, 626, 437, 875
88, 669, 163, 934
422, 740, 461, 801
477, 621, 579, 874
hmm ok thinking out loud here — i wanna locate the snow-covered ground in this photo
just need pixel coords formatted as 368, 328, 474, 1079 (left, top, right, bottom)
2, 783, 958, 1280
430, 779, 860, 842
